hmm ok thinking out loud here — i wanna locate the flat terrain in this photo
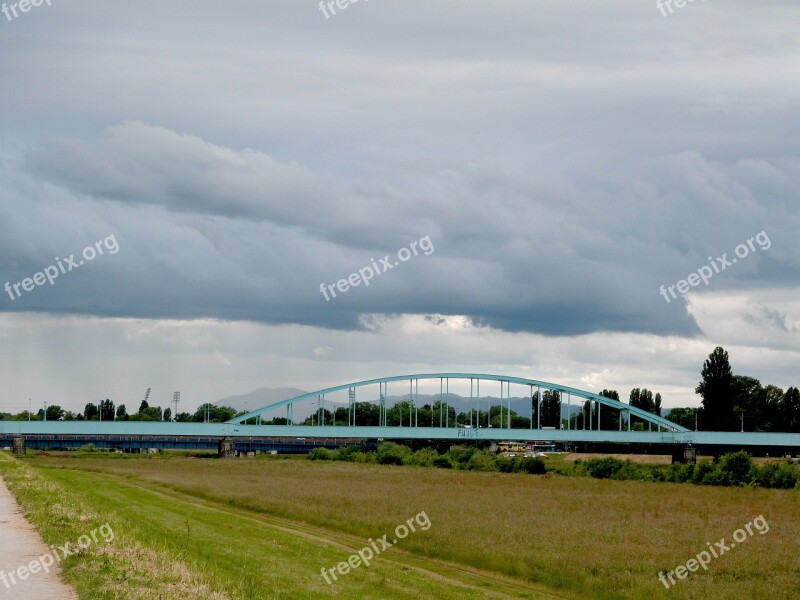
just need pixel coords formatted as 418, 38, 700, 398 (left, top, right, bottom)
3, 452, 799, 599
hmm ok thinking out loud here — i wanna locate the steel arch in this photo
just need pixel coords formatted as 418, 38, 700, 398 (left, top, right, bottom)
227, 373, 689, 432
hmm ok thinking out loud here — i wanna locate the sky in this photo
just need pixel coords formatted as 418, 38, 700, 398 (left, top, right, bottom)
1, 0, 799, 415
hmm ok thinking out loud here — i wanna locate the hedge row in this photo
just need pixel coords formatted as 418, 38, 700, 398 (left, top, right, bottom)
306, 443, 546, 474
567, 451, 799, 489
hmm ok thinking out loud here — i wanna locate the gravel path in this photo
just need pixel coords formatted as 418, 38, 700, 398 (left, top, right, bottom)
0, 474, 78, 600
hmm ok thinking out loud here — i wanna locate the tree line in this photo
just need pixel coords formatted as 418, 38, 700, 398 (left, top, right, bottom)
4, 346, 798, 432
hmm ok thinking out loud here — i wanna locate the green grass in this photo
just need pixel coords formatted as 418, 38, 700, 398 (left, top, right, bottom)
0, 452, 551, 599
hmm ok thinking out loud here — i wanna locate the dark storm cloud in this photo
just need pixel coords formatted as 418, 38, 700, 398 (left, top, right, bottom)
1, 0, 799, 337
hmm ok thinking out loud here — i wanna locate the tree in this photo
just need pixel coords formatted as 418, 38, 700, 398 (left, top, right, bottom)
45, 404, 64, 421
99, 399, 115, 421
84, 403, 99, 421
667, 407, 697, 430
695, 347, 736, 431
139, 399, 150, 413
654, 393, 662, 417
780, 387, 800, 432
732, 376, 767, 431
163, 407, 172, 422
598, 389, 621, 430
116, 404, 128, 421
540, 390, 561, 429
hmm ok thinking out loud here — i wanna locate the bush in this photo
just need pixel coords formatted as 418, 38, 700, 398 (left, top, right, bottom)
585, 457, 625, 479
376, 442, 411, 465
718, 451, 755, 486
433, 456, 454, 469
668, 463, 695, 483
610, 461, 654, 482
333, 445, 364, 462
495, 455, 515, 473
692, 460, 715, 484
515, 457, 546, 474
700, 468, 727, 486
467, 451, 499, 472
306, 447, 333, 461
446, 445, 477, 466
758, 461, 800, 489
406, 448, 439, 467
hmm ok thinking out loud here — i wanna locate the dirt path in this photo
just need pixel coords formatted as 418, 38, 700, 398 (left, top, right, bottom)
0, 474, 78, 600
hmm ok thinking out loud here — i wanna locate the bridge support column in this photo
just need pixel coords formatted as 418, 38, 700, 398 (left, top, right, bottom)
218, 437, 235, 458
12, 436, 25, 455
671, 446, 697, 465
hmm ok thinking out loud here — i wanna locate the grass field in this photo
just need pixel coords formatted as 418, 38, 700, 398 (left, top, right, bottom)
1, 451, 798, 599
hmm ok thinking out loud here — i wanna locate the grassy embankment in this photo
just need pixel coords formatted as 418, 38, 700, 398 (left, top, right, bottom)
0, 451, 552, 599
8, 451, 800, 599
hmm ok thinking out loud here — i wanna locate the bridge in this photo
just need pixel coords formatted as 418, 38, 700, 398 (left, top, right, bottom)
2, 373, 800, 453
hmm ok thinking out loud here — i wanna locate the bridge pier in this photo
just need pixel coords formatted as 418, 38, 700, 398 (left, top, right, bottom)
671, 446, 697, 465
218, 437, 235, 458
11, 436, 25, 455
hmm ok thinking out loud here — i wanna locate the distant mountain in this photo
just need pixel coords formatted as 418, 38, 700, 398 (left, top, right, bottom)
215, 389, 586, 421
215, 387, 307, 413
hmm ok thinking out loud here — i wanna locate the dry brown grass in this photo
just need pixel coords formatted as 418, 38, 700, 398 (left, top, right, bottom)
33, 455, 800, 600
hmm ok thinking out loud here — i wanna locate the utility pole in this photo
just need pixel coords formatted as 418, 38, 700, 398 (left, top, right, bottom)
173, 392, 181, 422
43, 401, 47, 422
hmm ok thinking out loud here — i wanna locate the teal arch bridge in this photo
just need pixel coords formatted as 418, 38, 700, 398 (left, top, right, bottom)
226, 373, 800, 450
2, 374, 800, 451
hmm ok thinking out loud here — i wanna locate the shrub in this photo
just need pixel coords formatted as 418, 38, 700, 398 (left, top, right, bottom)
668, 463, 695, 483
610, 461, 654, 482
515, 457, 546, 474
467, 451, 499, 472
376, 442, 411, 465
446, 445, 477, 466
700, 468, 727, 486
758, 461, 800, 489
306, 447, 333, 461
692, 460, 715, 484
495, 455, 515, 473
406, 448, 439, 467
585, 457, 625, 479
718, 451, 755, 486
334, 445, 364, 462
433, 456, 454, 469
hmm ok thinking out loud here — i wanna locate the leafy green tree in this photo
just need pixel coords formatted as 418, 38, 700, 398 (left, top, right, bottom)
666, 407, 697, 430
598, 389, 621, 430
84, 403, 99, 421
45, 405, 65, 421
780, 387, 800, 432
695, 347, 736, 431
116, 404, 128, 421
163, 407, 172, 422
99, 399, 115, 421
540, 390, 561, 429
